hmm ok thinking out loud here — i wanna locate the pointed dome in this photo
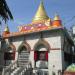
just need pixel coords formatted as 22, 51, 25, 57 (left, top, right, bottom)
54, 14, 60, 20
52, 14, 62, 27
32, 1, 49, 23
4, 25, 9, 32
3, 25, 10, 35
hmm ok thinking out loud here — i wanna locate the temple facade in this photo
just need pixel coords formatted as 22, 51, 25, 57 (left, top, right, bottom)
0, 1, 74, 75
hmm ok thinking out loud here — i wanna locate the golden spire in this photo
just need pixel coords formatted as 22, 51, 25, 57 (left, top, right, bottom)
54, 14, 60, 20
53, 13, 62, 27
32, 1, 49, 23
4, 25, 10, 32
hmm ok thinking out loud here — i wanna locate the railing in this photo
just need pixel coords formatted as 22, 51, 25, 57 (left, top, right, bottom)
33, 68, 48, 75
2, 60, 18, 75
2, 60, 33, 75
12, 62, 33, 75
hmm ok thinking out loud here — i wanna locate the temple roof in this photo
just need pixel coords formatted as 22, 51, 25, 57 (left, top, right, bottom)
32, 1, 49, 23
2, 1, 63, 38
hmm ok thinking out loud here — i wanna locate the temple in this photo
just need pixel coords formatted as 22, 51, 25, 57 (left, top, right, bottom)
0, 1, 75, 75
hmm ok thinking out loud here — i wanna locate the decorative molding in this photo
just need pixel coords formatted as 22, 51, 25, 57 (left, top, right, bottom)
9, 44, 16, 51
31, 48, 61, 51
33, 38, 51, 51
51, 48, 61, 50
6, 43, 16, 52
18, 41, 31, 52
3, 27, 63, 38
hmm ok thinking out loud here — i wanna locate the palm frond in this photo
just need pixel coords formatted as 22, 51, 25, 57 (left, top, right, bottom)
0, 0, 13, 22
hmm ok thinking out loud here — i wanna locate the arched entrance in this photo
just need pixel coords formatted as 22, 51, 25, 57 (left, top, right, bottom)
18, 42, 30, 67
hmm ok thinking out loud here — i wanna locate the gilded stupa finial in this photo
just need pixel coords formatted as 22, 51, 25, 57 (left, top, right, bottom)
4, 24, 10, 32
54, 13, 60, 20
3, 24, 10, 35
32, 0, 49, 23
53, 13, 62, 27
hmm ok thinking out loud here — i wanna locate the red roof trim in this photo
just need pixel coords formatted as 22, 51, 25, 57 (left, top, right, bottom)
3, 26, 63, 38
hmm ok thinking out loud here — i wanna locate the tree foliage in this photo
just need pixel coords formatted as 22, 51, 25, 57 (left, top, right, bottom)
0, 0, 13, 23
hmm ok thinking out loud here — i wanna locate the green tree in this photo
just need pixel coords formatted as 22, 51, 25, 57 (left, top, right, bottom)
0, 0, 13, 23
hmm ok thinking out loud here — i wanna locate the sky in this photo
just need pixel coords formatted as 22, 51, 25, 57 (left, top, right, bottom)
3, 0, 75, 32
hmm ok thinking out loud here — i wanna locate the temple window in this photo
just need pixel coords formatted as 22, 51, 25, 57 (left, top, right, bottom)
4, 47, 15, 60
34, 44, 48, 69
4, 46, 15, 66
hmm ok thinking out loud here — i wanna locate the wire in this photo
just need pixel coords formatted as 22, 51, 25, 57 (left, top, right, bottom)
64, 16, 75, 25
